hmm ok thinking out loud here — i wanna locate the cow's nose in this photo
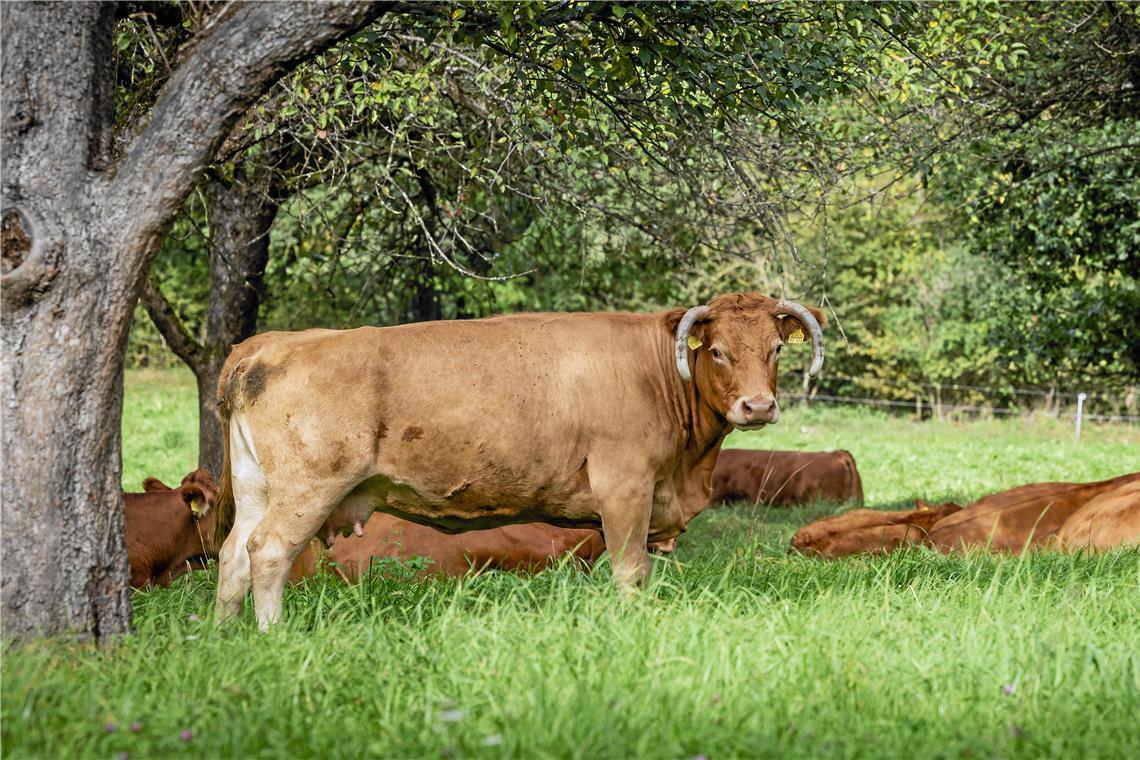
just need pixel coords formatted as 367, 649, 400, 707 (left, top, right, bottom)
739, 394, 779, 424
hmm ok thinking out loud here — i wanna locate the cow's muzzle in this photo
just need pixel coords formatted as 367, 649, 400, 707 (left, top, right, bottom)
728, 394, 779, 428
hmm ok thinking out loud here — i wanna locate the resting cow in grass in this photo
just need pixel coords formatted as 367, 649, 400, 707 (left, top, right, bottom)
925, 473, 1140, 553
1053, 479, 1140, 552
125, 469, 218, 588
789, 500, 961, 559
211, 292, 824, 628
710, 449, 863, 507
289, 515, 605, 582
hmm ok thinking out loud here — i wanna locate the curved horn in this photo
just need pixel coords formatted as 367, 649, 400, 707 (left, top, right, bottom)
674, 305, 710, 382
774, 300, 825, 377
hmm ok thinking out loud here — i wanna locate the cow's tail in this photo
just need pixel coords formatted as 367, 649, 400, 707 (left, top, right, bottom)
211, 362, 242, 554
842, 450, 864, 506
212, 413, 235, 553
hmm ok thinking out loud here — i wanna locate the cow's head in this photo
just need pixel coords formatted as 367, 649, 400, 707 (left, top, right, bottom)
176, 469, 221, 557
672, 293, 824, 429
178, 469, 219, 523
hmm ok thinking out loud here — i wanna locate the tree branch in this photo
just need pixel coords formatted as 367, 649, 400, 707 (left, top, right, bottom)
140, 274, 206, 373
106, 1, 390, 248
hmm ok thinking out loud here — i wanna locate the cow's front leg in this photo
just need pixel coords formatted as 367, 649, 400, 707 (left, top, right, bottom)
602, 507, 652, 595
592, 467, 654, 596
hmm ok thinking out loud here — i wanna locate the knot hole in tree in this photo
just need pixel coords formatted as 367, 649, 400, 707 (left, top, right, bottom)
1, 209, 32, 275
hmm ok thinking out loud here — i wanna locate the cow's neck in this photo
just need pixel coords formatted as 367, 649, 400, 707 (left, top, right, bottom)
653, 315, 732, 468
690, 385, 731, 455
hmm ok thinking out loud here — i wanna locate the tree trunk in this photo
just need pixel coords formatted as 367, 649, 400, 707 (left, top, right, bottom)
1, 4, 131, 639
201, 171, 277, 475
143, 169, 276, 477
1, 1, 384, 639
409, 257, 443, 323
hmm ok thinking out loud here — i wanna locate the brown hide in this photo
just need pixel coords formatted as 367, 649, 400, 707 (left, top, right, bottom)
711, 449, 864, 507
1052, 480, 1140, 552
926, 473, 1140, 554
790, 501, 962, 559
288, 514, 606, 582
124, 469, 219, 588
213, 292, 825, 626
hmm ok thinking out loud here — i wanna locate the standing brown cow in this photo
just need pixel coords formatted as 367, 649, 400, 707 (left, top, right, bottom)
211, 292, 825, 628
926, 473, 1140, 553
288, 514, 605, 582
710, 449, 863, 507
125, 469, 218, 588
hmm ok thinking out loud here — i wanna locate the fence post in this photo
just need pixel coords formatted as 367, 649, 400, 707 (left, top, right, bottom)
1074, 392, 1087, 443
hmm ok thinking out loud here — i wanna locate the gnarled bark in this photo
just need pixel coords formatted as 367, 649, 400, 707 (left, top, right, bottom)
1, 0, 385, 639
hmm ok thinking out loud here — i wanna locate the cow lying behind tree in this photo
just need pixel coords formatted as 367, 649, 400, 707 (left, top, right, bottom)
125, 469, 219, 588
289, 514, 605, 582
710, 449, 863, 507
127, 472, 605, 588
211, 292, 825, 629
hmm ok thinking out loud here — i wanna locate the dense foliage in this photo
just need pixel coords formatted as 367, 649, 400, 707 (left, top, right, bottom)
124, 2, 1138, 410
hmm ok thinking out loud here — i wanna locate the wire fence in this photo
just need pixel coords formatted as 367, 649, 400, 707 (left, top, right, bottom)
780, 369, 1140, 424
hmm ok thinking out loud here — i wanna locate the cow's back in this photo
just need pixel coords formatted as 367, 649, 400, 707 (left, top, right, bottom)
711, 449, 863, 507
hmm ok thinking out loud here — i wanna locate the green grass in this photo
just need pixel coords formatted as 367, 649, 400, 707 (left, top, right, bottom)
4, 369, 1140, 758
121, 368, 199, 491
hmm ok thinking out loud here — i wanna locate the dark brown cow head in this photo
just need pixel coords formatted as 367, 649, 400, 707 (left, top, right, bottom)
673, 293, 825, 429
143, 468, 219, 524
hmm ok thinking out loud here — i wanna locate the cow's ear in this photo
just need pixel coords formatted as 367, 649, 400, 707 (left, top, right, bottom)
915, 499, 931, 511
181, 484, 213, 518
664, 307, 687, 335
143, 477, 172, 492
665, 306, 710, 346
774, 305, 825, 343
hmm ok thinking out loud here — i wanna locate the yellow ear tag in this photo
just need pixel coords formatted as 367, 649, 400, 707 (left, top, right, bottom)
190, 498, 202, 515
786, 328, 805, 344
687, 335, 703, 350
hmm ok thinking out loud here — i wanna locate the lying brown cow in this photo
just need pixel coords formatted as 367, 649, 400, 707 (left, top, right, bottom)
790, 500, 961, 559
212, 292, 825, 628
710, 449, 863, 507
289, 513, 605, 582
125, 469, 218, 588
926, 473, 1140, 553
1053, 480, 1140, 552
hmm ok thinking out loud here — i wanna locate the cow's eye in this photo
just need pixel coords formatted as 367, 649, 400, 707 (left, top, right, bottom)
775, 344, 783, 356
710, 347, 723, 360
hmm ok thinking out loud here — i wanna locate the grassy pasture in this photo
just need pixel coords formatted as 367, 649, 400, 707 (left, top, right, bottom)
3, 368, 1139, 758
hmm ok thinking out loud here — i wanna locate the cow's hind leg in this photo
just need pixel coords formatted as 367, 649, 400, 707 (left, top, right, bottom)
246, 482, 351, 631
215, 416, 269, 624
